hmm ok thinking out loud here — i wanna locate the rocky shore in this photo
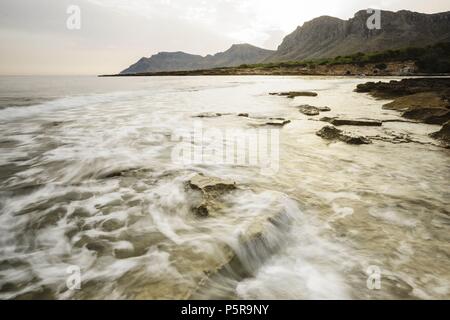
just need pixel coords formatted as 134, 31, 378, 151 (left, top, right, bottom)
356, 78, 450, 147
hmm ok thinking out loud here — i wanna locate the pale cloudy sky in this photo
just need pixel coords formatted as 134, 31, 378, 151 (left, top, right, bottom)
0, 0, 449, 75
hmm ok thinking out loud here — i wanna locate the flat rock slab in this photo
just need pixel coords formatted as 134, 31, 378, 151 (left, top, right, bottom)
251, 117, 291, 127
297, 105, 320, 116
320, 117, 382, 127
316, 125, 371, 145
189, 174, 236, 193
188, 174, 237, 217
402, 108, 450, 125
317, 106, 331, 112
264, 118, 291, 126
270, 91, 318, 98
193, 112, 223, 118
382, 92, 448, 111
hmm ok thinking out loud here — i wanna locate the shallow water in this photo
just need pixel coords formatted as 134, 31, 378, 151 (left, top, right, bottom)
0, 75, 449, 299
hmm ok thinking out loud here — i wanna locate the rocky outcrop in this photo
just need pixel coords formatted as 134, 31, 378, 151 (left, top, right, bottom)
121, 44, 274, 74
297, 105, 320, 116
356, 78, 450, 99
316, 125, 371, 145
320, 117, 382, 126
193, 112, 225, 118
381, 92, 450, 125
430, 121, 450, 148
402, 108, 450, 124
266, 10, 450, 62
249, 117, 291, 127
357, 79, 450, 125
270, 91, 318, 98
263, 118, 291, 126
188, 174, 237, 217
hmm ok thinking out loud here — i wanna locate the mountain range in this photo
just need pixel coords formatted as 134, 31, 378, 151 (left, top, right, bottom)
121, 44, 274, 74
120, 9, 450, 74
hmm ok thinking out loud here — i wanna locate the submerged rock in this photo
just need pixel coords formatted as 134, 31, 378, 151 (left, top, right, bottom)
297, 105, 320, 116
193, 112, 223, 118
270, 91, 318, 98
264, 118, 291, 126
320, 117, 382, 127
430, 121, 450, 148
316, 125, 371, 145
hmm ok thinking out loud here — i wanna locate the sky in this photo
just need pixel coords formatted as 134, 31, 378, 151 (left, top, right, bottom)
0, 0, 449, 75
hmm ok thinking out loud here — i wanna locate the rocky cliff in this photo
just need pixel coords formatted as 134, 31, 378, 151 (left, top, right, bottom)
267, 10, 450, 62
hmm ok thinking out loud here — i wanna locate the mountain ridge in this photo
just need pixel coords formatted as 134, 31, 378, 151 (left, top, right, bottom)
267, 9, 450, 62
120, 9, 450, 74
120, 43, 274, 74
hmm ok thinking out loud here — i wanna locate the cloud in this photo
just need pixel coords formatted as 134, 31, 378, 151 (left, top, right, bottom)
0, 0, 448, 74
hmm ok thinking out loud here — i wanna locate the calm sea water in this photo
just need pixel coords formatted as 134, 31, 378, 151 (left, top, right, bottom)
0, 75, 449, 299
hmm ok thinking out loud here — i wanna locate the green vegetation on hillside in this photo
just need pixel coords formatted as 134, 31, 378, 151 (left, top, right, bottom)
239, 42, 450, 73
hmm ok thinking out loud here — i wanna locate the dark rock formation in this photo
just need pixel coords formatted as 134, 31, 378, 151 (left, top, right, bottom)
430, 121, 450, 148
270, 91, 318, 98
267, 10, 450, 62
297, 105, 320, 116
320, 117, 382, 126
402, 108, 450, 125
356, 78, 450, 99
263, 118, 291, 126
316, 125, 372, 144
357, 78, 450, 125
193, 112, 224, 118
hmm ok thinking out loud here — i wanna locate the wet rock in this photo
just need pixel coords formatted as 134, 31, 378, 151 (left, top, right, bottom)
383, 92, 448, 111
270, 91, 318, 98
357, 79, 450, 126
238, 113, 249, 117
381, 92, 450, 124
338, 134, 372, 145
317, 106, 331, 112
316, 125, 371, 145
188, 174, 237, 217
263, 118, 291, 126
430, 121, 450, 148
316, 125, 342, 140
355, 78, 450, 99
401, 108, 450, 125
320, 117, 382, 126
189, 174, 236, 193
297, 105, 320, 116
369, 131, 413, 144
251, 117, 291, 127
193, 112, 223, 118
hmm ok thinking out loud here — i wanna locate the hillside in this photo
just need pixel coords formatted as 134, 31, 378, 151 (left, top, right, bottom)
267, 10, 450, 62
120, 44, 274, 74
